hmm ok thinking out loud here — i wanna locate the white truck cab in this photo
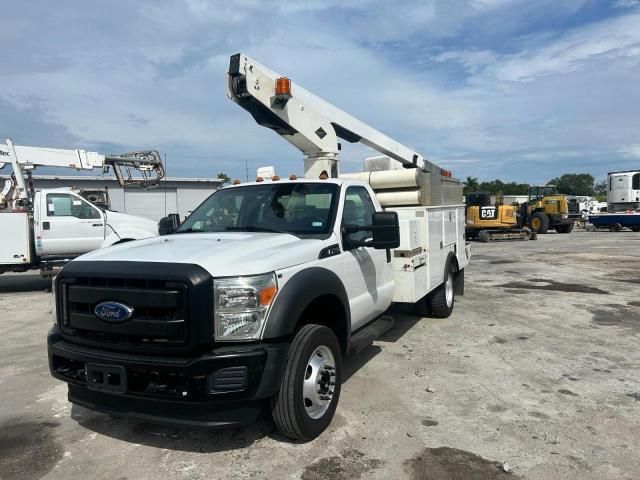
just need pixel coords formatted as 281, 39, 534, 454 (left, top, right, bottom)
33, 187, 158, 256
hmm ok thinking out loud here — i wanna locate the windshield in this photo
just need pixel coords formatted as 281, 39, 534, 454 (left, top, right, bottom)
176, 182, 338, 236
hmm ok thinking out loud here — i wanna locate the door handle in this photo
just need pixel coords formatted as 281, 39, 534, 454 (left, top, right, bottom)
43, 222, 50, 230
92, 223, 104, 227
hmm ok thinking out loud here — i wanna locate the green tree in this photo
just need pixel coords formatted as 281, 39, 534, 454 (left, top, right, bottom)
594, 179, 607, 201
475, 179, 529, 195
464, 176, 480, 195
546, 173, 595, 196
217, 172, 231, 184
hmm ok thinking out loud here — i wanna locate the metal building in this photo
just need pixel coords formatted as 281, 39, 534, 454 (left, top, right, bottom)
2, 175, 222, 221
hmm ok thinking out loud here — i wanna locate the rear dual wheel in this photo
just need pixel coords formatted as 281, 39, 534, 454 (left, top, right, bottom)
414, 264, 456, 318
430, 269, 455, 318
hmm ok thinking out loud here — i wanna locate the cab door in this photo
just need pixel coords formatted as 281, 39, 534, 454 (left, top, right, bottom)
37, 192, 105, 256
339, 185, 394, 331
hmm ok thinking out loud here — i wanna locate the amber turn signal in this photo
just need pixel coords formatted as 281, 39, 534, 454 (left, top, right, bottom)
258, 285, 278, 306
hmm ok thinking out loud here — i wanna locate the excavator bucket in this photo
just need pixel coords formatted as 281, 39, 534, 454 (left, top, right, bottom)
106, 150, 165, 188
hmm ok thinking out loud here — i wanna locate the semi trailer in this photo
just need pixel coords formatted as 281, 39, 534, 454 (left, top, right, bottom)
48, 53, 470, 440
588, 170, 640, 231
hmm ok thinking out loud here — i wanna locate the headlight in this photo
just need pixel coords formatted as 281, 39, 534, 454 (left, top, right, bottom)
214, 273, 278, 341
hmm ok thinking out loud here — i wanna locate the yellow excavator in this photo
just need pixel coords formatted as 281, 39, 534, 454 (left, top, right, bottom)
522, 185, 574, 234
465, 192, 533, 242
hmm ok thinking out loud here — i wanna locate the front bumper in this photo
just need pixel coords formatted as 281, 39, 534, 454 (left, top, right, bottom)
48, 327, 289, 427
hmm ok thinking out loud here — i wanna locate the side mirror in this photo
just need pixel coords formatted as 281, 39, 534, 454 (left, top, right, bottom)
159, 213, 181, 235
370, 211, 400, 250
342, 211, 400, 250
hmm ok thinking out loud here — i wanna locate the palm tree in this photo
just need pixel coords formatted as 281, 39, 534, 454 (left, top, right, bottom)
464, 176, 479, 195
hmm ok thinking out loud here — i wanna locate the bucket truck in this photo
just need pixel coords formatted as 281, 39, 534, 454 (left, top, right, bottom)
0, 139, 165, 275
48, 53, 469, 441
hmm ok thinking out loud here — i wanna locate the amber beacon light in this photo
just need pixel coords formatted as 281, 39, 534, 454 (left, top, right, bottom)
275, 77, 291, 96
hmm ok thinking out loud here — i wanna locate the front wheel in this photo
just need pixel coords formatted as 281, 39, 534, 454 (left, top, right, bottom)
271, 324, 342, 441
529, 212, 549, 234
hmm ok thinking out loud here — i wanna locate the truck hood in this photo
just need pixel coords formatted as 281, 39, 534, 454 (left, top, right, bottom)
75, 232, 326, 277
105, 211, 158, 238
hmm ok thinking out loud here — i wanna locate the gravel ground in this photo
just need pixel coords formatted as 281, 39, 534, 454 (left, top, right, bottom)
1, 230, 639, 480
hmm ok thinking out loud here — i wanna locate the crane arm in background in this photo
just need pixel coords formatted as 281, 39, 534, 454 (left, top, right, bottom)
226, 52, 447, 179
0, 138, 165, 208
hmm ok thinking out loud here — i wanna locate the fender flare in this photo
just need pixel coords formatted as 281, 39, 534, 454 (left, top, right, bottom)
263, 267, 351, 342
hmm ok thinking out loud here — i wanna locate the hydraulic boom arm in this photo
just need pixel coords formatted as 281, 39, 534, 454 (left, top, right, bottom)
0, 138, 164, 208
226, 53, 445, 178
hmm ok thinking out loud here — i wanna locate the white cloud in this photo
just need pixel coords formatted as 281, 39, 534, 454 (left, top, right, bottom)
492, 14, 640, 82
614, 0, 640, 9
619, 144, 640, 159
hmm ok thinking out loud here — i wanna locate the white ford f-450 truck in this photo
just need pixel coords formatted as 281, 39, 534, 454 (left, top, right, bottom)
48, 54, 470, 440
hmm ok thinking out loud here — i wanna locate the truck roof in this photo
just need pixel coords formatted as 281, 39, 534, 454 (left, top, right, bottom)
608, 170, 640, 175
222, 178, 368, 189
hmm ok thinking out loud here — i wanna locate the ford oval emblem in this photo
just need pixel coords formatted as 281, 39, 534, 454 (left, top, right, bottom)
94, 301, 134, 323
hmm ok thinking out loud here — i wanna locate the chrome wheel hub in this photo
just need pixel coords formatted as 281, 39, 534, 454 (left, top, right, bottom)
302, 345, 336, 419
445, 272, 454, 308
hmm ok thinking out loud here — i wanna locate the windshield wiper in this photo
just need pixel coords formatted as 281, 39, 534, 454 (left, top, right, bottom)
225, 225, 291, 234
174, 227, 203, 234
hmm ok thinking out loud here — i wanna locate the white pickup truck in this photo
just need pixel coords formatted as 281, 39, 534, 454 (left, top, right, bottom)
1, 187, 159, 275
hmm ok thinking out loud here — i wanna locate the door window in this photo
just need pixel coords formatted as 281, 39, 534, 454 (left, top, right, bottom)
46, 193, 101, 219
342, 186, 376, 248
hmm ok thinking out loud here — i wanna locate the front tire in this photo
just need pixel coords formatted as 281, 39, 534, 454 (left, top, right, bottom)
529, 212, 549, 234
271, 324, 342, 441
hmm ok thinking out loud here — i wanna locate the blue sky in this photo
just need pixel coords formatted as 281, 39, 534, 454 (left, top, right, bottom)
1, 0, 640, 183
